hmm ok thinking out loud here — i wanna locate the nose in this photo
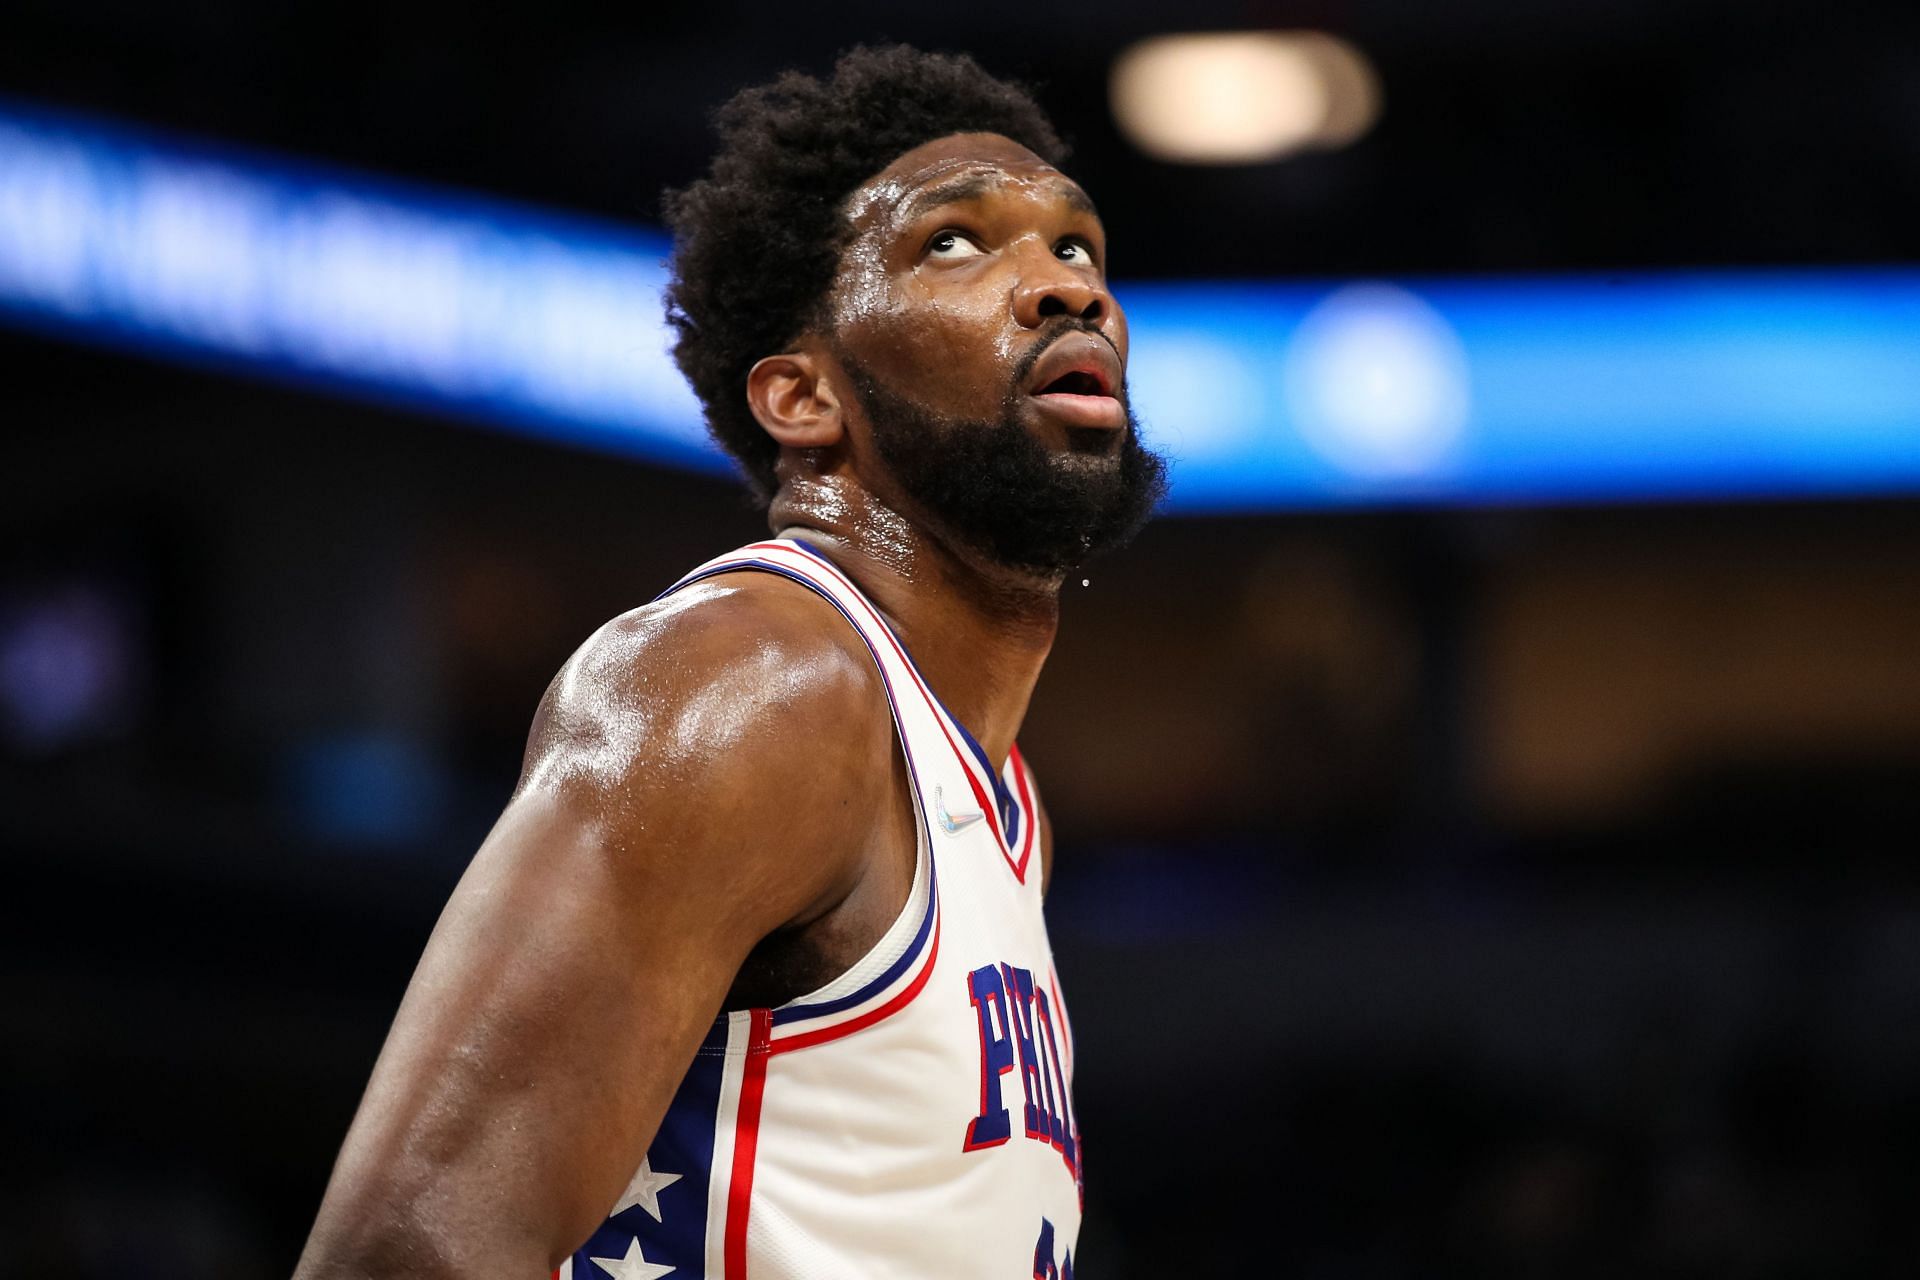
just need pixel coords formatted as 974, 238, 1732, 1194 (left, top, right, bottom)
1011, 249, 1112, 331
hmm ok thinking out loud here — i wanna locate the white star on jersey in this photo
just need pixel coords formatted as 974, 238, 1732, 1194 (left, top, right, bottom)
612, 1156, 682, 1222
589, 1235, 674, 1280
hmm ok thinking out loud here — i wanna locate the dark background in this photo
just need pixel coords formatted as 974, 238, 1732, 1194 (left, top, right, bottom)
6, 2, 1920, 1277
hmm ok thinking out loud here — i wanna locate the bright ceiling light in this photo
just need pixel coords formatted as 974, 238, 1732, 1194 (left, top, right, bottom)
1110, 32, 1382, 164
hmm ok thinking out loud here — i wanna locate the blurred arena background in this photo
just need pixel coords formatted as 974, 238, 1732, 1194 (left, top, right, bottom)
6, 2, 1920, 1276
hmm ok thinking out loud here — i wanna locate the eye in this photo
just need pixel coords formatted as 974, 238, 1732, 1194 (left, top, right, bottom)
926, 230, 985, 259
1055, 239, 1097, 267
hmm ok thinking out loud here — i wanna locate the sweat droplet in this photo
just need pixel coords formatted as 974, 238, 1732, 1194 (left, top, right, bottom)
1081, 578, 1090, 587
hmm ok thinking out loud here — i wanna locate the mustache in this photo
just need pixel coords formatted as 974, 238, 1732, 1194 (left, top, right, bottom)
1008, 320, 1128, 409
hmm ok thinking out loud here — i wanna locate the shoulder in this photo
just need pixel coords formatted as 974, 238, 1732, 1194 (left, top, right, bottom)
510, 572, 898, 918
523, 572, 891, 795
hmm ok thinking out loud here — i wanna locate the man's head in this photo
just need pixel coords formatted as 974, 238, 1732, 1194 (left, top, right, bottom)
665, 46, 1165, 576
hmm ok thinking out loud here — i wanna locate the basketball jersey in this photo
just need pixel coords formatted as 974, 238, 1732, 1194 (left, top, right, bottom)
558, 538, 1083, 1280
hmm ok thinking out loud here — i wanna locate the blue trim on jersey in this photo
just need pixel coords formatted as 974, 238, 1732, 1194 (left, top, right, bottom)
655, 553, 940, 1033
947, 715, 1021, 848
569, 1034, 724, 1275
770, 853, 937, 1026
697, 1016, 731, 1053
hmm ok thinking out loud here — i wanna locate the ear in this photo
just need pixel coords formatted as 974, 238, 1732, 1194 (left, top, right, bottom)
747, 351, 844, 450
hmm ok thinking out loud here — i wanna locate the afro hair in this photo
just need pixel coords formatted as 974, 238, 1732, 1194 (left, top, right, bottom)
662, 45, 1068, 503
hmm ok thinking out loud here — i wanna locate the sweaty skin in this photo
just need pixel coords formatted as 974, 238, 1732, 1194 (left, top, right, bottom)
294, 131, 1109, 1279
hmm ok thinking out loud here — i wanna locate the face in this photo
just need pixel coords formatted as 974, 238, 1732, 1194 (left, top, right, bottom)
824, 132, 1165, 576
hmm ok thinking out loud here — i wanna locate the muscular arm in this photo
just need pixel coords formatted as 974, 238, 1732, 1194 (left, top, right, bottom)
294, 577, 898, 1279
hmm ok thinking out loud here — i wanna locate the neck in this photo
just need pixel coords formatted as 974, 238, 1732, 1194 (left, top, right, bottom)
768, 469, 1059, 768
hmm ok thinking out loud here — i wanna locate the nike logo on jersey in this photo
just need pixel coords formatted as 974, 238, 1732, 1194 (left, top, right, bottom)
935, 786, 986, 834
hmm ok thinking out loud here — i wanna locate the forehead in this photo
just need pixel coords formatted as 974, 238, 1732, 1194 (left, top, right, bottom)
843, 132, 1095, 230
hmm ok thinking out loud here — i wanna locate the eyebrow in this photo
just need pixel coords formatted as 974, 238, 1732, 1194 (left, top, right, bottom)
900, 172, 1099, 222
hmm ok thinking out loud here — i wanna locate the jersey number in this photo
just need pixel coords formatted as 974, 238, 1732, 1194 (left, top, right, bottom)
1033, 1217, 1073, 1280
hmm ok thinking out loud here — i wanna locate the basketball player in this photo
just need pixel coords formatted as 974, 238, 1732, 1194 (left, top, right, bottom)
295, 45, 1164, 1279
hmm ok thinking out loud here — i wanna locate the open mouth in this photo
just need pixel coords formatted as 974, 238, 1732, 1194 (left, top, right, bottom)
1034, 369, 1111, 397
1021, 331, 1126, 430
1026, 371, 1126, 431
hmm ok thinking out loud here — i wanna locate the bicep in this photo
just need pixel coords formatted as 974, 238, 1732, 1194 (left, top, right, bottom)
299, 599, 887, 1276
306, 784, 769, 1274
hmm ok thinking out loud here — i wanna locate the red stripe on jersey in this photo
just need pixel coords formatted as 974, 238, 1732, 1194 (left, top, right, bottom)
768, 905, 943, 1056
1006, 743, 1037, 882
724, 1009, 773, 1280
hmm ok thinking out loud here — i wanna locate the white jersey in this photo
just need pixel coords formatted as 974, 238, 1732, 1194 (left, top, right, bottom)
559, 538, 1083, 1280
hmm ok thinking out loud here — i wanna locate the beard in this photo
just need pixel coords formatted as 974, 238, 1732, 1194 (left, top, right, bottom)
839, 332, 1169, 578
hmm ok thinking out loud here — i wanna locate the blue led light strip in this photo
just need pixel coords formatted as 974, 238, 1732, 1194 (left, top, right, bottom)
1123, 273, 1920, 509
0, 97, 719, 474
5, 98, 1920, 510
